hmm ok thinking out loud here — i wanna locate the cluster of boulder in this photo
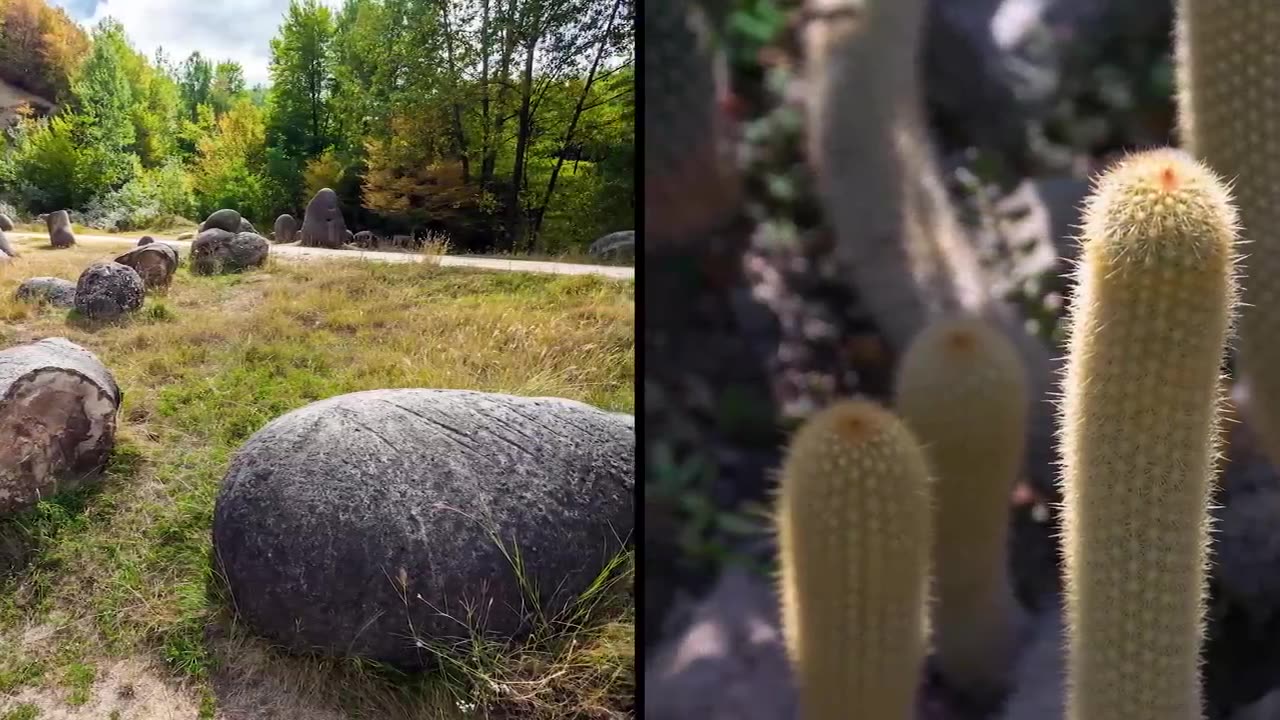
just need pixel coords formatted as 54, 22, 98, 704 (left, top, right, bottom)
0, 333, 635, 670
191, 208, 270, 275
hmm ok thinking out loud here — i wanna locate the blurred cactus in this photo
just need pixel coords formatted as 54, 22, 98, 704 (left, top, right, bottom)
1058, 148, 1239, 720
896, 314, 1029, 702
774, 398, 932, 719
1176, 0, 1280, 471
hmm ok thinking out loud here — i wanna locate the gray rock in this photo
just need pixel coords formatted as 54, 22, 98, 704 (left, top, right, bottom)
0, 338, 120, 516
344, 228, 354, 245
239, 218, 257, 234
191, 230, 269, 275
273, 214, 297, 244
15, 277, 77, 307
0, 213, 13, 231
74, 262, 145, 320
212, 389, 635, 668
300, 188, 347, 249
0, 229, 18, 258
137, 236, 154, 246
114, 243, 179, 290
46, 210, 75, 248
589, 230, 636, 258
200, 208, 243, 233
176, 231, 195, 241
352, 230, 376, 247
645, 568, 799, 720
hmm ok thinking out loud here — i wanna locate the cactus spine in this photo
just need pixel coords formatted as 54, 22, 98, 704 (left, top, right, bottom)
895, 315, 1028, 701
775, 398, 932, 719
1059, 149, 1239, 720
1175, 0, 1280, 467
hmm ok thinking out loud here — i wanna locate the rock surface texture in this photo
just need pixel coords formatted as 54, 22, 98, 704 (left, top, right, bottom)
46, 209, 75, 248
0, 338, 121, 516
114, 243, 179, 290
74, 262, 145, 319
191, 229, 269, 275
212, 389, 635, 668
299, 188, 347, 249
15, 277, 77, 307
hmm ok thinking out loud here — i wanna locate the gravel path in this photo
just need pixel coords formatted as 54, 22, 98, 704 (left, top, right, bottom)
7, 232, 634, 280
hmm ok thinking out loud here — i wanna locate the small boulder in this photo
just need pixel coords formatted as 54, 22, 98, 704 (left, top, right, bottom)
137, 236, 154, 246
74, 262, 145, 320
176, 231, 195, 241
239, 218, 257, 234
0, 213, 13, 231
273, 214, 297, 244
15, 277, 77, 307
46, 210, 75, 248
300, 188, 347, 249
200, 208, 242, 233
212, 389, 635, 668
191, 230, 269, 275
0, 229, 18, 258
352, 230, 376, 248
589, 230, 636, 258
114, 243, 179, 290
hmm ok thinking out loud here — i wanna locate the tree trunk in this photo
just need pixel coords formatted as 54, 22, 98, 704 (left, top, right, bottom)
530, 0, 622, 249
506, 36, 537, 251
483, 0, 519, 186
0, 338, 121, 516
479, 0, 493, 184
441, 0, 471, 183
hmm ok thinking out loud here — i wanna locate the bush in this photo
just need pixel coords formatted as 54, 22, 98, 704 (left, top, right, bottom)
82, 157, 195, 231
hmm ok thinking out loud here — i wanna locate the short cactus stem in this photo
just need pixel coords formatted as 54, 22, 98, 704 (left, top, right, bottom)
895, 314, 1028, 702
775, 398, 933, 720
1059, 148, 1239, 720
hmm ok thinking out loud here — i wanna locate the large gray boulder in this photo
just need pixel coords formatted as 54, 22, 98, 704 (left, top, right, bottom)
299, 188, 347, 249
589, 230, 635, 258
200, 208, 242, 233
46, 210, 75, 248
0, 338, 121, 516
212, 389, 635, 668
74, 262, 145, 320
114, 243, 179, 290
191, 229, 269, 275
273, 214, 297, 244
15, 277, 77, 307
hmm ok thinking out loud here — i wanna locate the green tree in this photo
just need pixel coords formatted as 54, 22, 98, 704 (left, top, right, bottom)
267, 0, 336, 169
178, 52, 213, 120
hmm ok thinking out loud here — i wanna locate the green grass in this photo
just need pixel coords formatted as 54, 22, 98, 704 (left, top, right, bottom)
0, 240, 635, 719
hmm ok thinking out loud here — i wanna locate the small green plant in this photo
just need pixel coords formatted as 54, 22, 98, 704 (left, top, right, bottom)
1, 704, 40, 720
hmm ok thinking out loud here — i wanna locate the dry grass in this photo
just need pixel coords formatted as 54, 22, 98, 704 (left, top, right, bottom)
0, 238, 635, 720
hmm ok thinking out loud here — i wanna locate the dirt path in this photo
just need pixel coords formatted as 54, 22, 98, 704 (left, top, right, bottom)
7, 232, 635, 280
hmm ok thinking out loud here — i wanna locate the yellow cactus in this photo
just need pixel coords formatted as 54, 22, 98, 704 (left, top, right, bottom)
896, 315, 1029, 701
775, 398, 933, 719
1176, 0, 1280, 468
1059, 148, 1239, 720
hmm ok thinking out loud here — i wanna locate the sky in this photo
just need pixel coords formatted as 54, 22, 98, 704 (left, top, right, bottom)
49, 0, 341, 87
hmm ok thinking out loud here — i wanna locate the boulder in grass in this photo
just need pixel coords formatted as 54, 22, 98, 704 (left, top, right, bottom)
74, 262, 145, 320
0, 229, 18, 258
137, 236, 154, 246
15, 277, 77, 307
176, 231, 195, 241
46, 210, 75, 248
239, 218, 257, 234
299, 188, 347, 249
0, 338, 121, 516
212, 389, 635, 668
273, 214, 297, 244
191, 229, 269, 275
589, 230, 636, 258
0, 213, 13, 231
200, 208, 242, 233
114, 243, 179, 290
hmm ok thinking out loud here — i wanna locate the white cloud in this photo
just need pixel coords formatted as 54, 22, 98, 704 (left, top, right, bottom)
53, 0, 343, 87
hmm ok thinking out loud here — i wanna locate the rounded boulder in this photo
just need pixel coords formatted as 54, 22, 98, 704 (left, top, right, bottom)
200, 208, 242, 233
15, 277, 77, 307
273, 214, 297, 243
212, 389, 635, 668
74, 262, 144, 319
300, 188, 347, 249
191, 230, 269, 275
46, 210, 75, 248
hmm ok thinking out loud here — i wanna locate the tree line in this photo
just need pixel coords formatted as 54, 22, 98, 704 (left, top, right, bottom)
0, 0, 634, 253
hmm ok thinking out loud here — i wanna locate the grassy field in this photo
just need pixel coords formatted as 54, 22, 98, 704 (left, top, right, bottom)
0, 239, 635, 719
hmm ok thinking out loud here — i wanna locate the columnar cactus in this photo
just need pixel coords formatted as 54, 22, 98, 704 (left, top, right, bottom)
1176, 0, 1280, 468
895, 315, 1029, 701
775, 398, 933, 719
1058, 148, 1239, 720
